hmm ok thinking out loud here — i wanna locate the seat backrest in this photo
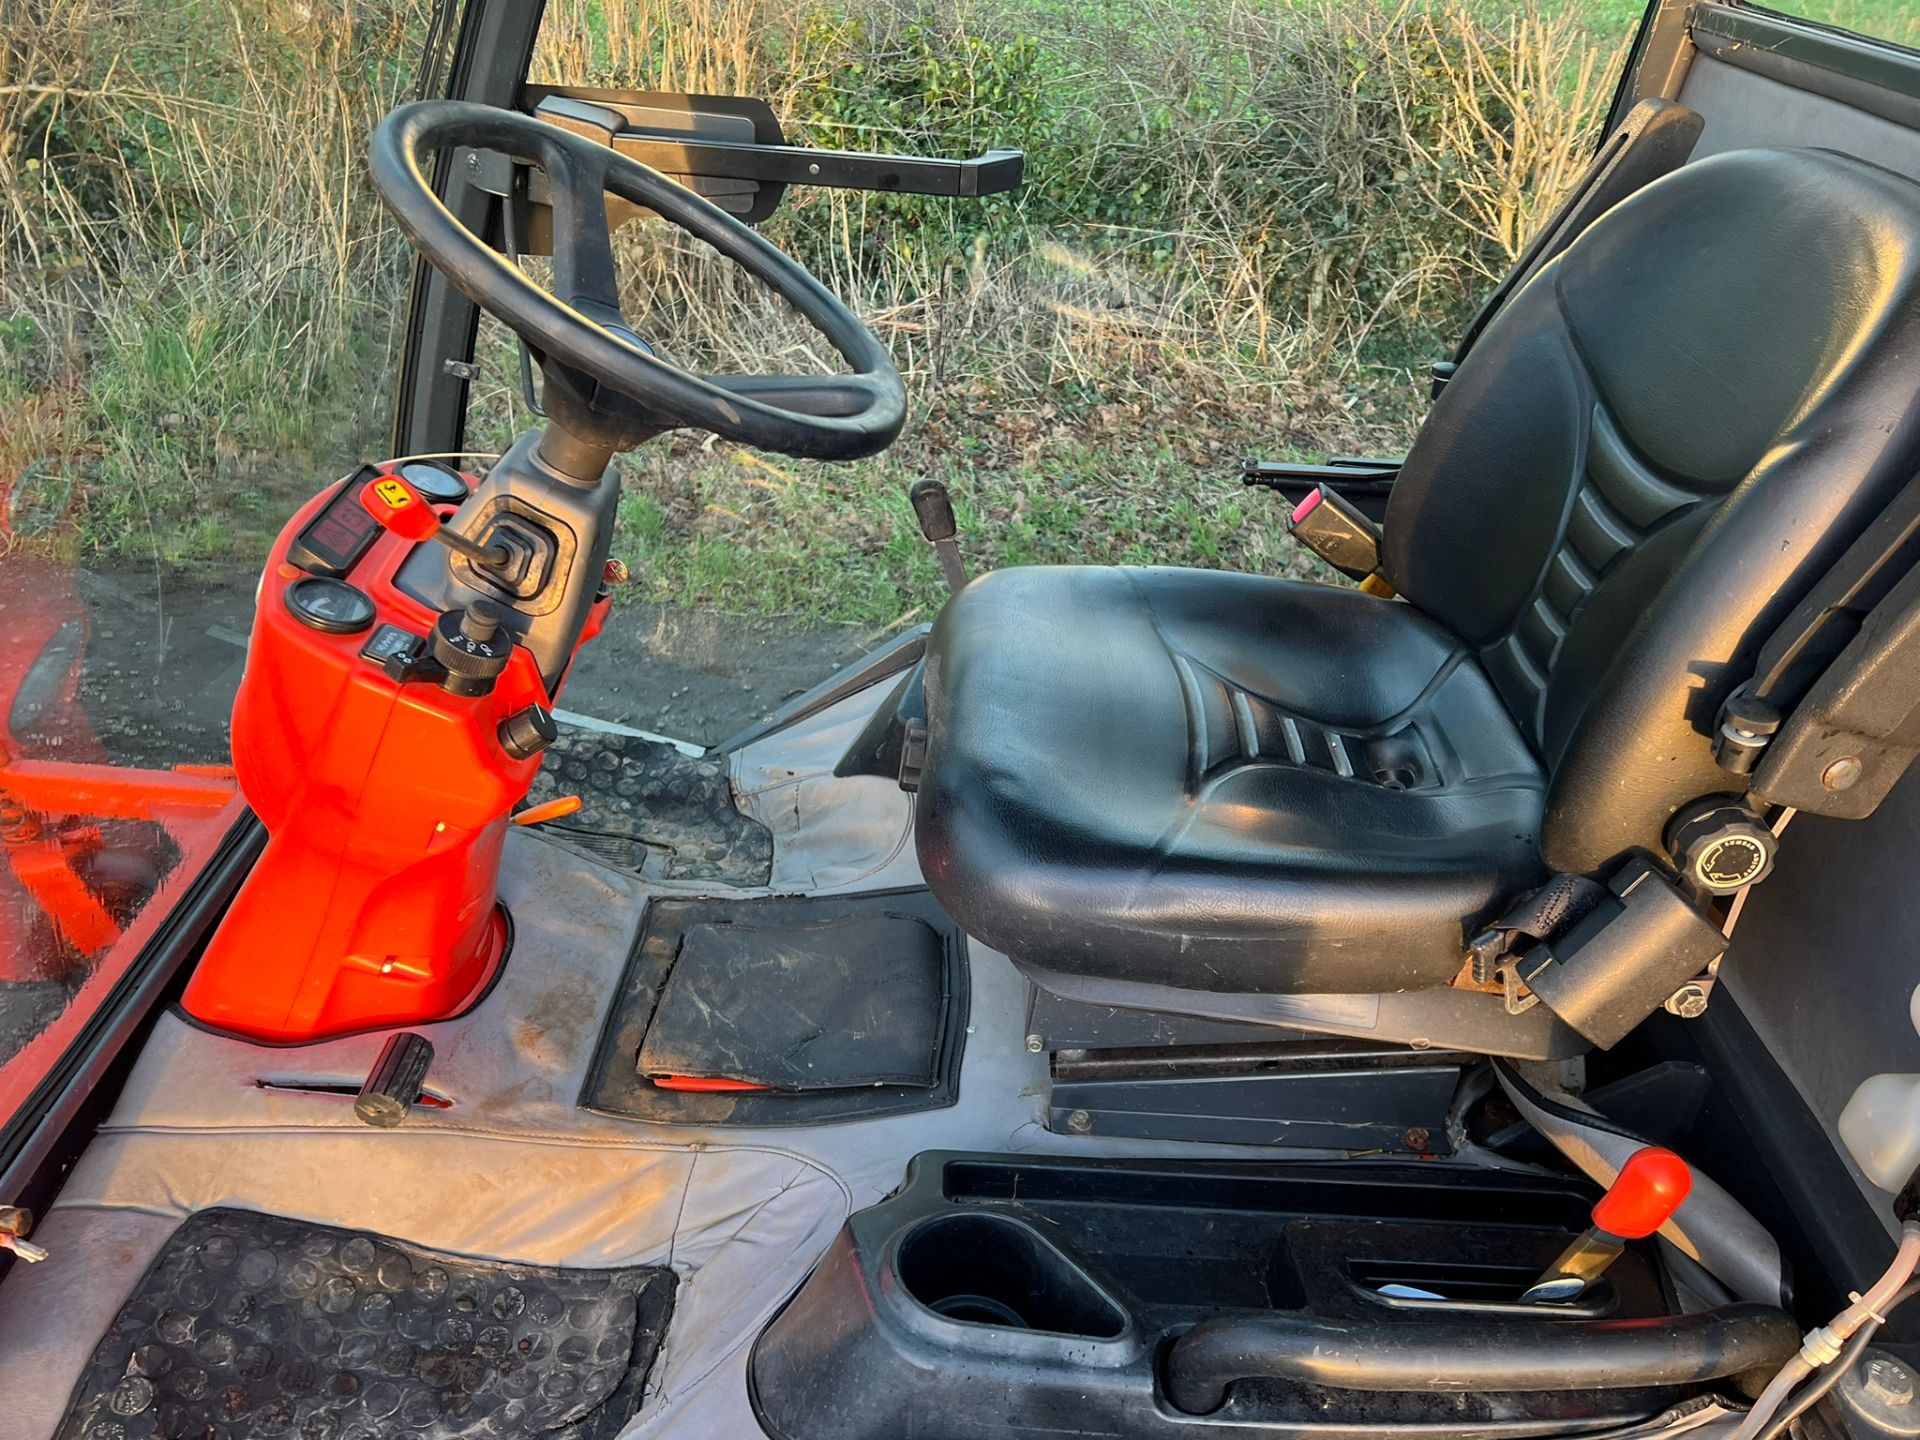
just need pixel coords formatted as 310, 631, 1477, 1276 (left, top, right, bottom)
1448, 97, 1704, 372
1383, 148, 1920, 873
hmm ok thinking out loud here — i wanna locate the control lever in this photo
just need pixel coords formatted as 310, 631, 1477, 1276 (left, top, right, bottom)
1523, 1146, 1692, 1303
361, 474, 510, 570
909, 479, 969, 595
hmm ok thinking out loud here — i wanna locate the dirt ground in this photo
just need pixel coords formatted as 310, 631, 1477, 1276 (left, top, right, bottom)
65, 565, 873, 766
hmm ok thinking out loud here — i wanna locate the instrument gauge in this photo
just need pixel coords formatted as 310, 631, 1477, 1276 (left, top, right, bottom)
286, 576, 377, 635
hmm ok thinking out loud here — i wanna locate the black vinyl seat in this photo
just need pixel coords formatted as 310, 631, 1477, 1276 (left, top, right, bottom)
916, 148, 1920, 1023
919, 566, 1545, 994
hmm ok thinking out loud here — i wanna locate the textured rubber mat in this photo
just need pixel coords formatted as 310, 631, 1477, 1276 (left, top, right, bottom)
585, 889, 969, 1127
56, 1208, 675, 1440
524, 729, 772, 886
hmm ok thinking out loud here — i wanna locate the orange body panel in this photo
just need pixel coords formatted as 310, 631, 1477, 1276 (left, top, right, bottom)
183, 472, 605, 1043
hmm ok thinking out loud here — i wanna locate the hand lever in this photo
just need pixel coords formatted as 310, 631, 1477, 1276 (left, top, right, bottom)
361, 474, 510, 569
909, 479, 969, 596
1523, 1146, 1692, 1303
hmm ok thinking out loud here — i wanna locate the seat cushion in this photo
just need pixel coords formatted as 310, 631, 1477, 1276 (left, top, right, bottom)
916, 567, 1546, 995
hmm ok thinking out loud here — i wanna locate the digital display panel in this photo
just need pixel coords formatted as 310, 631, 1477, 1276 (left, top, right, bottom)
288, 468, 383, 576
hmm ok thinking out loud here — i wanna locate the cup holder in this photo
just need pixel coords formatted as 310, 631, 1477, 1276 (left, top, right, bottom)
895, 1212, 1128, 1339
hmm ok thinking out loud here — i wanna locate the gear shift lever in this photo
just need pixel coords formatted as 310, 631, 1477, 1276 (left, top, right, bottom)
362, 473, 511, 570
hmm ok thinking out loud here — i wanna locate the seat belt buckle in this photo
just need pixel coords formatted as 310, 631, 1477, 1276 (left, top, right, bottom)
1287, 485, 1394, 596
1511, 855, 1728, 1050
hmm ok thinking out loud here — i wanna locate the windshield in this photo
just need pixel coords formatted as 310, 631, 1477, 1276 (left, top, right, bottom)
0, 2, 431, 1109
1, 0, 1641, 1101
480, 0, 1638, 745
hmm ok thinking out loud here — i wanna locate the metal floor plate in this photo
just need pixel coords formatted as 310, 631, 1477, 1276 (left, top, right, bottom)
55, 1208, 675, 1440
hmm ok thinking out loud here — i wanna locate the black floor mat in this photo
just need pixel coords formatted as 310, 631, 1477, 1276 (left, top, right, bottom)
583, 889, 970, 1127
57, 1209, 676, 1440
525, 729, 773, 886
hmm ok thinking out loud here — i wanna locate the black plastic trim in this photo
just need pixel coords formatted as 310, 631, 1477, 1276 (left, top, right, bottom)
1688, 994, 1905, 1330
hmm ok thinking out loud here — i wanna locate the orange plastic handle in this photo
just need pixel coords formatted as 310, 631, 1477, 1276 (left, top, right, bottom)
512, 795, 583, 827
1592, 1146, 1693, 1239
650, 1075, 774, 1093
360, 474, 442, 542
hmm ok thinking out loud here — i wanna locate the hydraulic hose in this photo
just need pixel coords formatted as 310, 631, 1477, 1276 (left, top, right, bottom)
1729, 1220, 1920, 1440
1163, 1304, 1801, 1416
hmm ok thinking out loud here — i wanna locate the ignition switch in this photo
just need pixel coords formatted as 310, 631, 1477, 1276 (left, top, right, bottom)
431, 600, 514, 696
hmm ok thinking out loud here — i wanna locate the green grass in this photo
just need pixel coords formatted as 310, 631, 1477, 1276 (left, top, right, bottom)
539, 374, 1370, 627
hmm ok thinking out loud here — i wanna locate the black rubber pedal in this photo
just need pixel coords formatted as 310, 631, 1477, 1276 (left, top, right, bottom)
354, 1031, 434, 1127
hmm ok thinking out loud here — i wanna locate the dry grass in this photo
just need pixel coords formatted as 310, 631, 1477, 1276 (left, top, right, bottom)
509, 0, 1623, 397
2, 0, 432, 555
3, 0, 1622, 621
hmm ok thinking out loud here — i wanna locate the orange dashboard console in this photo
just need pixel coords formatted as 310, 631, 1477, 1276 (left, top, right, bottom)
184, 440, 614, 1044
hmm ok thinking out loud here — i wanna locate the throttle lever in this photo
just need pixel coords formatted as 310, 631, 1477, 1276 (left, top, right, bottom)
361, 474, 510, 570
1523, 1146, 1693, 1303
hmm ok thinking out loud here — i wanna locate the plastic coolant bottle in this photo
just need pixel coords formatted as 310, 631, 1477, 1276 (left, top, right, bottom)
1840, 984, 1920, 1192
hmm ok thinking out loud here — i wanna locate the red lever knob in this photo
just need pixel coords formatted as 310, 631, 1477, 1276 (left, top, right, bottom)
361, 474, 442, 542
1591, 1146, 1693, 1239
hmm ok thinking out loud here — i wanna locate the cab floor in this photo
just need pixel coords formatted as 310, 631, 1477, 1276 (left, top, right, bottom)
0, 678, 1302, 1440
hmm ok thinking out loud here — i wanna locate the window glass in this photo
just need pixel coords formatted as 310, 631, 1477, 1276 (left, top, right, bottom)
0, 2, 430, 1104
1749, 1, 1920, 49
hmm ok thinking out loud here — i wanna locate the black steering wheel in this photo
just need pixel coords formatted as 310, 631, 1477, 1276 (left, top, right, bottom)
369, 100, 906, 462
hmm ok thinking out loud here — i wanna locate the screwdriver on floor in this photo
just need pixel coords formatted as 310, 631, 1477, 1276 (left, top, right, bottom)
1522, 1146, 1694, 1303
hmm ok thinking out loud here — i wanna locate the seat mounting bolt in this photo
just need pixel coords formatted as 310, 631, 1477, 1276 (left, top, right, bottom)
1665, 982, 1711, 1019
1823, 755, 1864, 792
1065, 1109, 1094, 1135
1025, 1034, 1044, 1053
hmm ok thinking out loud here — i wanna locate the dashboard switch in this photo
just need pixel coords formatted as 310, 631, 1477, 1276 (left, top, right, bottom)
498, 703, 559, 761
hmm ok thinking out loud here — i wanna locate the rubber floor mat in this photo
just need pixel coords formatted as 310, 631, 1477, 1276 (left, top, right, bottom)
638, 914, 946, 1089
584, 889, 969, 1127
524, 729, 772, 886
55, 1208, 675, 1440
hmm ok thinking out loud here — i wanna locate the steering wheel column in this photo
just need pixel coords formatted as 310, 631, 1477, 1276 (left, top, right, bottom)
367, 98, 909, 682
389, 426, 619, 692
184, 99, 905, 1043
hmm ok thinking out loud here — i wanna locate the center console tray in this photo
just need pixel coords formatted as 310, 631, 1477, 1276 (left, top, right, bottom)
750, 1151, 1782, 1439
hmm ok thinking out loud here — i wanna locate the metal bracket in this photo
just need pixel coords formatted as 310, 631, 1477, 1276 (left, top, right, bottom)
465, 88, 1025, 248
